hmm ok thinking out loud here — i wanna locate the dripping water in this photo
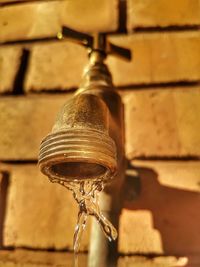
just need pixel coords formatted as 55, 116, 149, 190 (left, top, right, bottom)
50, 177, 118, 256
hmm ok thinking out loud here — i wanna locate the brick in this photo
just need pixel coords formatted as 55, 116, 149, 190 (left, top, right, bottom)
119, 160, 200, 254
0, 46, 22, 93
0, 0, 118, 43
0, 249, 87, 267
132, 160, 200, 192
124, 87, 200, 158
108, 31, 200, 86
119, 210, 163, 254
0, 95, 69, 160
118, 256, 189, 267
2, 164, 90, 249
60, 0, 118, 33
25, 32, 200, 92
0, 2, 61, 42
25, 41, 88, 92
127, 0, 200, 30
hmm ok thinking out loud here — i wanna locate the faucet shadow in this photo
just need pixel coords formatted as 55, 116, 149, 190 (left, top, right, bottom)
0, 171, 9, 249
123, 165, 200, 266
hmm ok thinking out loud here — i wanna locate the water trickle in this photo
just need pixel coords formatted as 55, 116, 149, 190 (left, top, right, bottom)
50, 177, 118, 253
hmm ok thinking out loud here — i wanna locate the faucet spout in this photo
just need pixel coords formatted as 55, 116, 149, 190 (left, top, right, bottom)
39, 51, 123, 184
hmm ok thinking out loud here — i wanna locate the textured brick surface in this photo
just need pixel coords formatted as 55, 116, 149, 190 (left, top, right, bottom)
132, 160, 200, 192
0, 95, 69, 160
0, 2, 60, 42
127, 0, 200, 30
123, 87, 200, 158
25, 41, 87, 92
108, 31, 200, 86
119, 160, 200, 254
25, 32, 200, 92
2, 164, 90, 250
0, 0, 118, 43
60, 0, 118, 33
0, 46, 22, 93
118, 256, 190, 267
120, 210, 163, 254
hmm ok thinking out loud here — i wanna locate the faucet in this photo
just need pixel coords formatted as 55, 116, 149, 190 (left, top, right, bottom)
38, 27, 131, 267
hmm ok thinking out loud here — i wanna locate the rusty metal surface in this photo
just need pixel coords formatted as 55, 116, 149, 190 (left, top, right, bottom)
38, 51, 124, 186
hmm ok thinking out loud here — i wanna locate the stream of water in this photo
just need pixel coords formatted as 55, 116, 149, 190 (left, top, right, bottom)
50, 178, 117, 254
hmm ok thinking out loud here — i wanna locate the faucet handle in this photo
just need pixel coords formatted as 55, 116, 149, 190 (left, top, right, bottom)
58, 26, 93, 48
107, 42, 131, 61
58, 26, 132, 61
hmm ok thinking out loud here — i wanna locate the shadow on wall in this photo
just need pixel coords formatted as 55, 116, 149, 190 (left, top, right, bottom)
0, 171, 9, 248
123, 164, 200, 266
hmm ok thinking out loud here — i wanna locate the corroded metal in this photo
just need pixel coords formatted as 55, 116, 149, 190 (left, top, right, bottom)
39, 51, 123, 184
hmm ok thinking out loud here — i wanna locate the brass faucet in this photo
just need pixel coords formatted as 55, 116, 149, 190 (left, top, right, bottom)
39, 28, 130, 184
38, 27, 131, 267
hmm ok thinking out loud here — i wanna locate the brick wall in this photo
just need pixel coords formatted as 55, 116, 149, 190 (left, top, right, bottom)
0, 0, 200, 266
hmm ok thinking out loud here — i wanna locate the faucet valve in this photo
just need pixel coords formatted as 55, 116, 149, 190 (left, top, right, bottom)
57, 26, 132, 61
39, 27, 130, 186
